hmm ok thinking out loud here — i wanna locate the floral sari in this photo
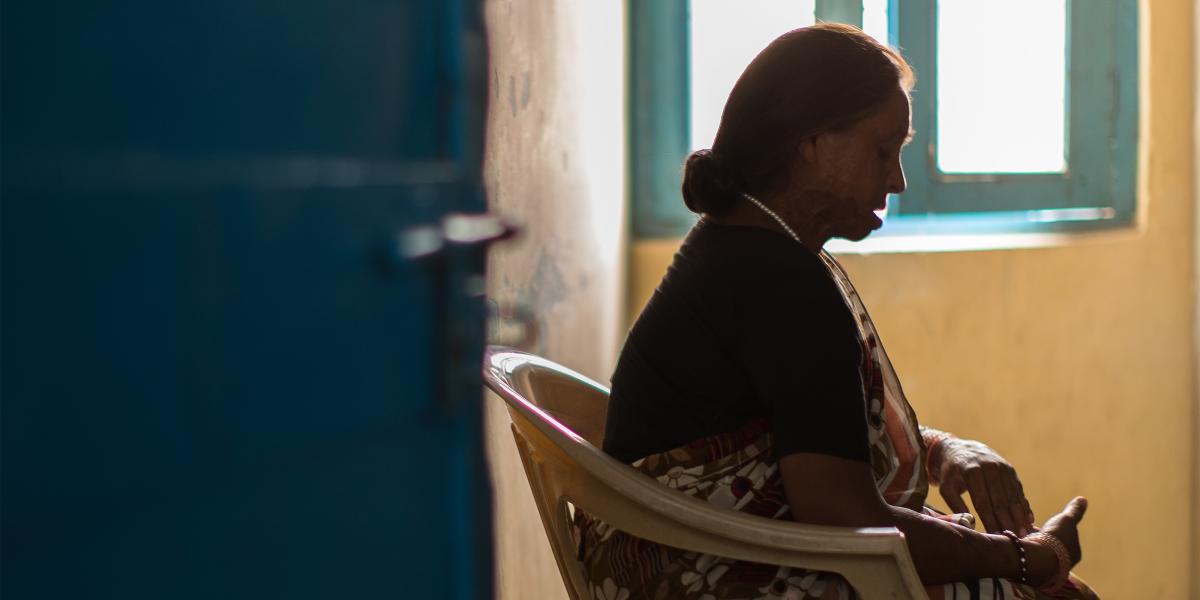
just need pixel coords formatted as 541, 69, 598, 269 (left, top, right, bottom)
575, 252, 1098, 600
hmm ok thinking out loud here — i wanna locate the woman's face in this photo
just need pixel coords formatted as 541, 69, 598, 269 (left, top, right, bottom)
792, 87, 912, 241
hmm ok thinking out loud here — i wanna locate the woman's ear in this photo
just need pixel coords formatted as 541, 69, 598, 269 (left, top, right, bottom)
797, 134, 835, 179
797, 135, 819, 165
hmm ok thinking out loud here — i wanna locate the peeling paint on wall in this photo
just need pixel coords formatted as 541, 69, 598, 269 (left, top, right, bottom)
483, 1, 626, 599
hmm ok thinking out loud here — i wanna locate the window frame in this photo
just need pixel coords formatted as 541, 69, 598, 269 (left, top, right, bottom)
628, 0, 1140, 241
892, 0, 1139, 235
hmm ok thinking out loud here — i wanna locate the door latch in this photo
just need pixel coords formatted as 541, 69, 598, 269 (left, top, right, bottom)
397, 213, 518, 416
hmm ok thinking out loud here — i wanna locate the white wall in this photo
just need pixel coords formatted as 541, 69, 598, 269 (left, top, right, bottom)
483, 2, 626, 598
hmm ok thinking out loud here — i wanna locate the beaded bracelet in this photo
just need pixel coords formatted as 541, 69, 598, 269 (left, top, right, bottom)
1026, 532, 1071, 592
1000, 530, 1028, 584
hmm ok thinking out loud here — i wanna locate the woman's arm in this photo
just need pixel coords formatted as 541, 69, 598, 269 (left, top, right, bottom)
779, 452, 1068, 585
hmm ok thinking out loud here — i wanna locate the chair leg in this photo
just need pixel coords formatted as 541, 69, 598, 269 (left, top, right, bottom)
510, 428, 588, 600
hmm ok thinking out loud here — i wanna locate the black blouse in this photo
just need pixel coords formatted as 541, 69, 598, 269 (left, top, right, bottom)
602, 219, 870, 464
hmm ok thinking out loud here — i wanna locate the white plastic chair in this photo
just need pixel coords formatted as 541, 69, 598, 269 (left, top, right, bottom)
483, 346, 929, 600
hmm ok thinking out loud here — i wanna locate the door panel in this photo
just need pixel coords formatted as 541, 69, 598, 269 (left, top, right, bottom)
2, 1, 492, 598
3, 2, 449, 158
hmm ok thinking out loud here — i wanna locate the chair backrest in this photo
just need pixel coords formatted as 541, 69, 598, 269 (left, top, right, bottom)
482, 346, 928, 600
483, 347, 610, 600
500, 352, 608, 447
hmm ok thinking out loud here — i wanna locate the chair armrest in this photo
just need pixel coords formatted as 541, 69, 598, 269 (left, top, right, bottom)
570, 437, 905, 555
517, 413, 929, 599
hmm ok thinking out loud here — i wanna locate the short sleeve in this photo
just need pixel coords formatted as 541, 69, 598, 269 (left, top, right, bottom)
736, 249, 871, 463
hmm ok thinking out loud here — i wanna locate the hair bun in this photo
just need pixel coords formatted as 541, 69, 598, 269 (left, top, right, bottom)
681, 149, 741, 215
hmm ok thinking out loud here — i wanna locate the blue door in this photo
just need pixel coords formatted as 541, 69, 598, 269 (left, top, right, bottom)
1, 2, 493, 598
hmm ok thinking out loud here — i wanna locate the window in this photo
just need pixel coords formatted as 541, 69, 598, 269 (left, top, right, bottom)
629, 0, 1139, 241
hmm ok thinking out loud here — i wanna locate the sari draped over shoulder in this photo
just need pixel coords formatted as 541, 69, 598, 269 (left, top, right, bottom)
575, 252, 1098, 600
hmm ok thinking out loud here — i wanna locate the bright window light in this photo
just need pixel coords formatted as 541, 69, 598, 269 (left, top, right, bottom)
689, 0, 815, 150
936, 0, 1067, 173
862, 0, 889, 46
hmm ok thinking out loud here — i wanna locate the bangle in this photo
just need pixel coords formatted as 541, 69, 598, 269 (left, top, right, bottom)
1025, 532, 1071, 592
1000, 530, 1028, 584
924, 430, 955, 476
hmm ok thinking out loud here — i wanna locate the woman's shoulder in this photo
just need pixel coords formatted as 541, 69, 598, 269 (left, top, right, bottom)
653, 220, 848, 331
676, 222, 834, 302
680, 219, 827, 277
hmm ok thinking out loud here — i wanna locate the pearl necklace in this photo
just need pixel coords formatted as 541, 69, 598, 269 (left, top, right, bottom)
740, 192, 802, 244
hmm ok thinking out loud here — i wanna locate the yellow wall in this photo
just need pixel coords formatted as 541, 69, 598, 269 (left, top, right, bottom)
630, 0, 1196, 597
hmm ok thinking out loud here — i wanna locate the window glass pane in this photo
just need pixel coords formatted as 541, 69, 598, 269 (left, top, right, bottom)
862, 0, 889, 46
936, 0, 1066, 173
689, 0, 815, 150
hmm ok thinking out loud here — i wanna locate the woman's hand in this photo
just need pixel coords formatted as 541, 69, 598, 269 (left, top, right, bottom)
1038, 497, 1086, 564
931, 437, 1035, 535
1024, 497, 1088, 587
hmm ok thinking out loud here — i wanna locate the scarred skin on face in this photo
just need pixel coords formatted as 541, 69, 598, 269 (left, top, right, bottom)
782, 85, 913, 246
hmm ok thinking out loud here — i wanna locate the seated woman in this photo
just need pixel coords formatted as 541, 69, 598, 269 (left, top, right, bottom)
579, 23, 1097, 600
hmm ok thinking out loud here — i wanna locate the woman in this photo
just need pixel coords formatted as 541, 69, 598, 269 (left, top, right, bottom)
579, 24, 1097, 600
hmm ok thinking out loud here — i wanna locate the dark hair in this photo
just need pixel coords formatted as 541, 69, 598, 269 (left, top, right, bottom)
681, 23, 915, 215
